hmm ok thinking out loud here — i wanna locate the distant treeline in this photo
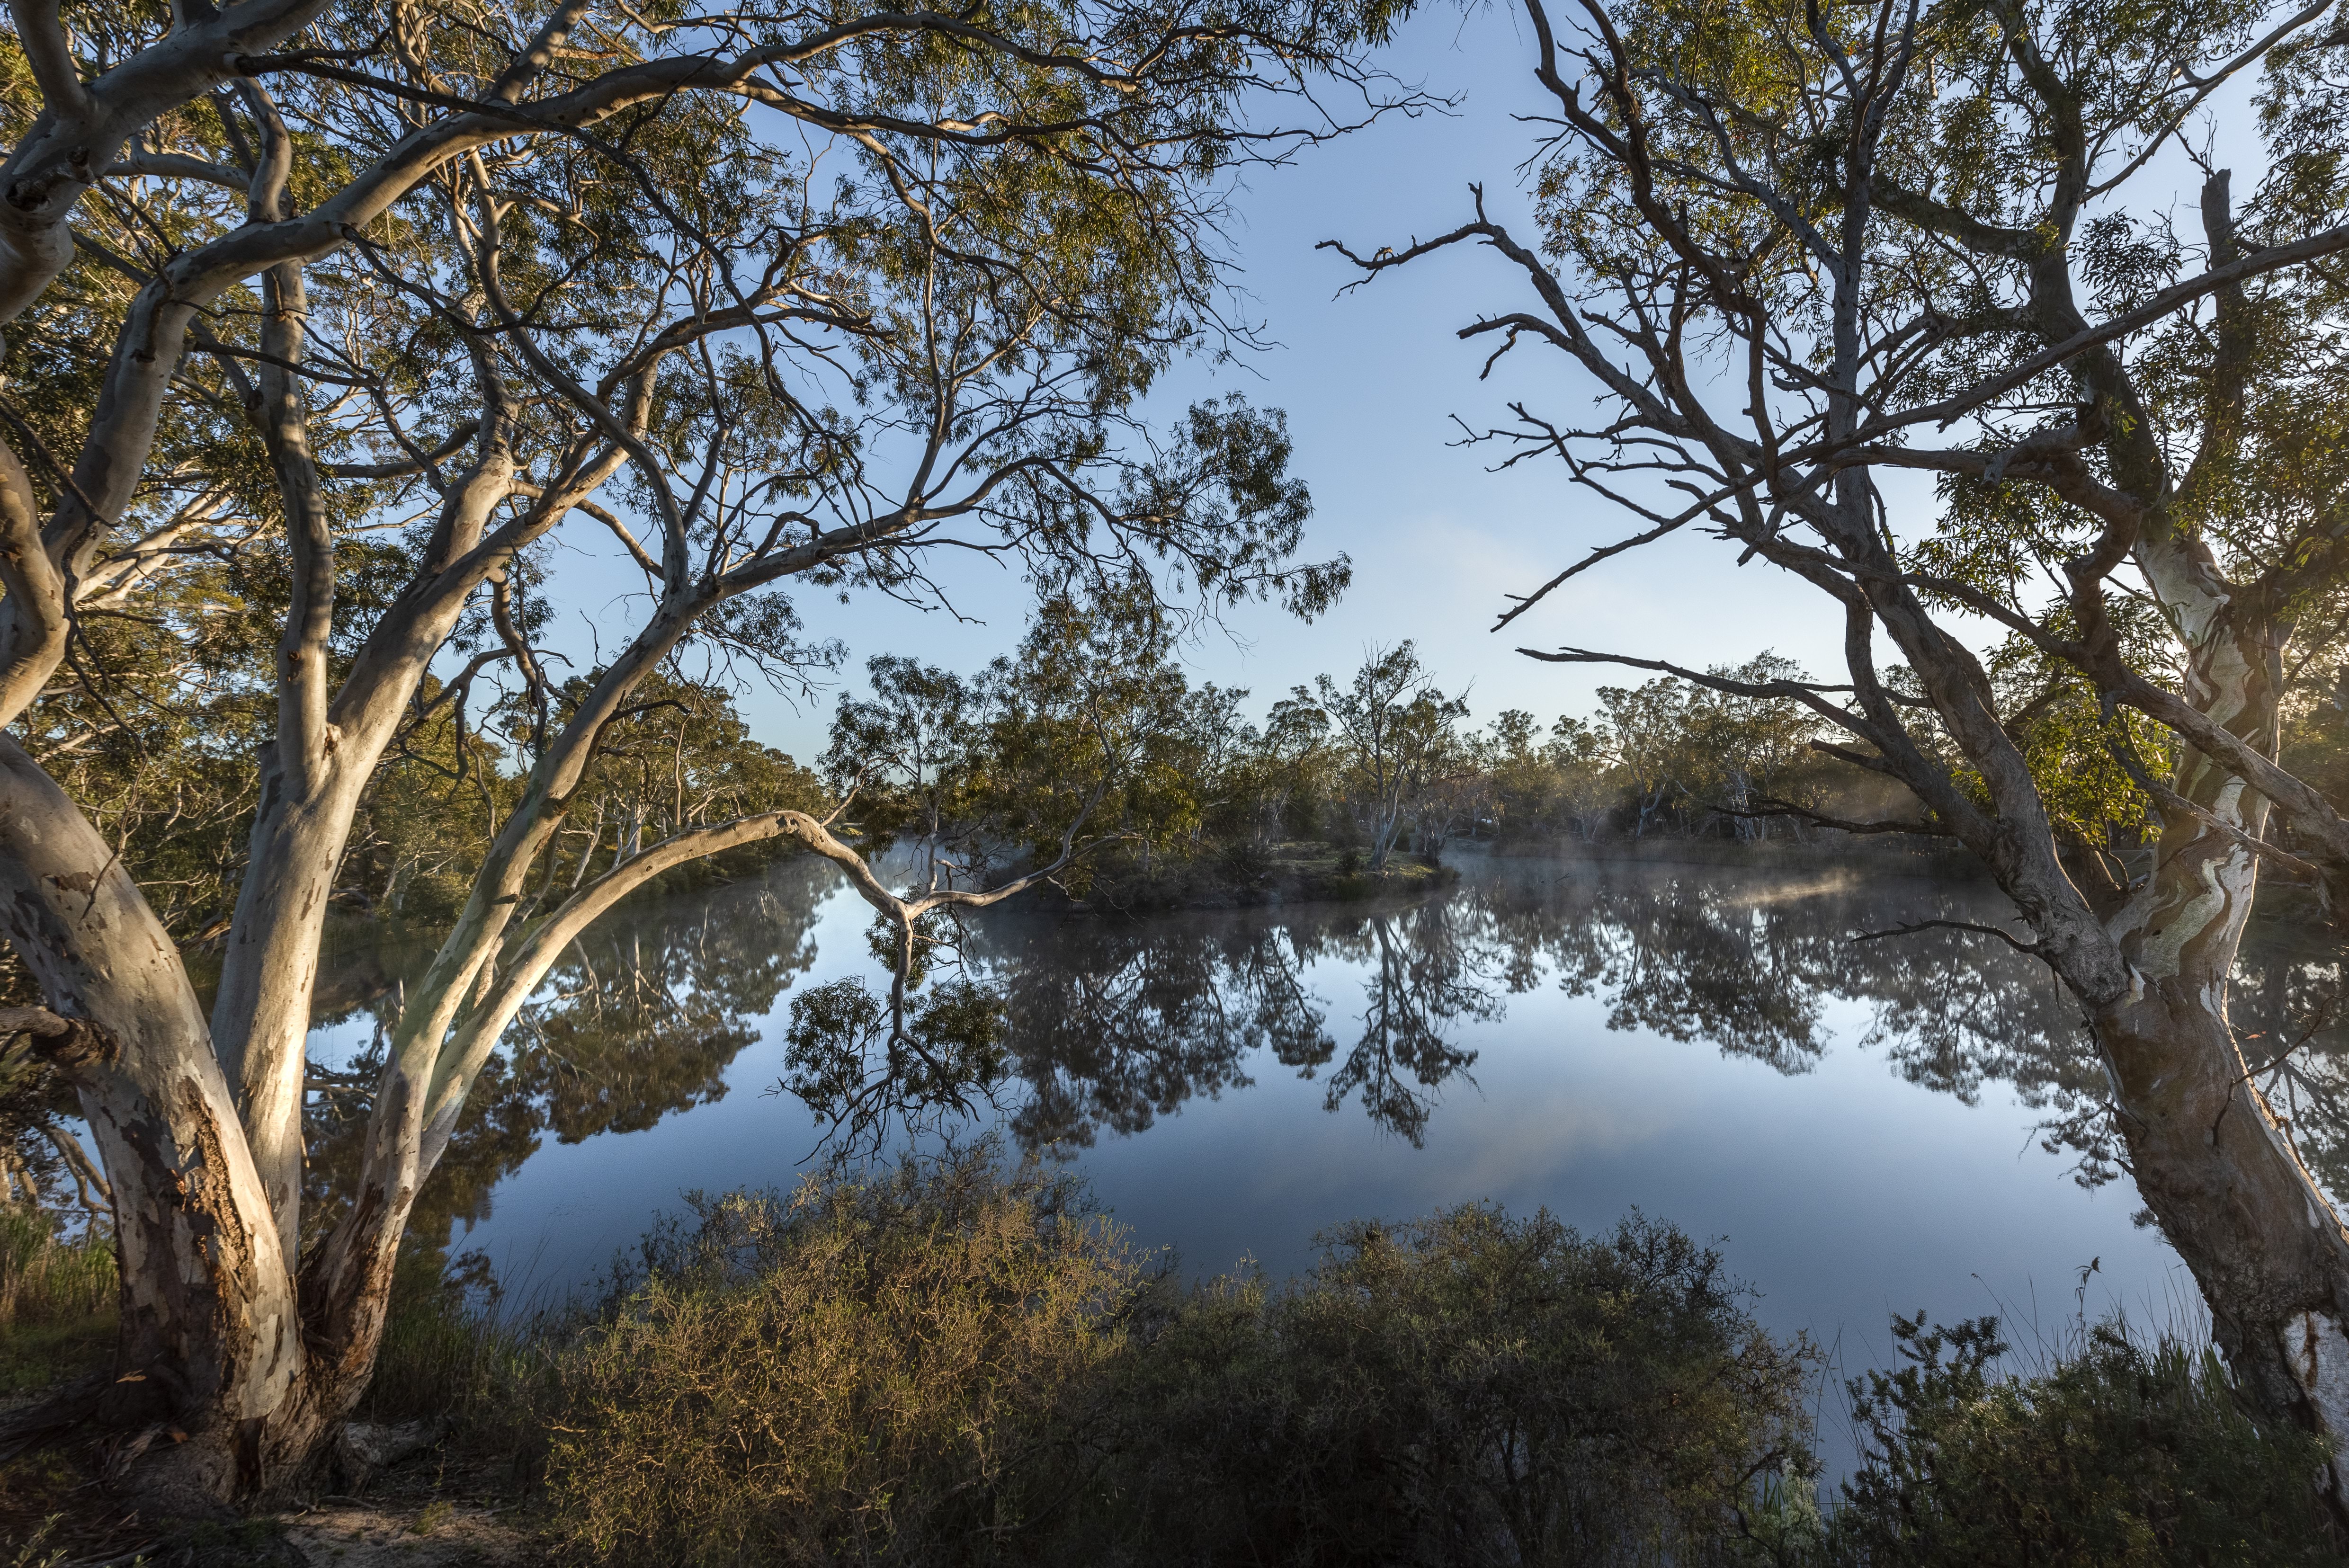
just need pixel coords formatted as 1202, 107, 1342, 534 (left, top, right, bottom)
826, 591, 1893, 895
828, 589, 2349, 900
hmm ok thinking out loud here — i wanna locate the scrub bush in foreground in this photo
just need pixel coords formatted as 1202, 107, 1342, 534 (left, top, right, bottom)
528, 1155, 1810, 1566
541, 1151, 1137, 1566
352, 1150, 2349, 1566
1085, 1204, 1815, 1566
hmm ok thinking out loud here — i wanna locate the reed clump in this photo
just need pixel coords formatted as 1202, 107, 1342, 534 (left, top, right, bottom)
0, 1208, 115, 1330
357, 1245, 548, 1461
0, 1208, 117, 1399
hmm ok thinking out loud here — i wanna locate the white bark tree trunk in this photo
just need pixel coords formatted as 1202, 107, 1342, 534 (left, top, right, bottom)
0, 737, 303, 1505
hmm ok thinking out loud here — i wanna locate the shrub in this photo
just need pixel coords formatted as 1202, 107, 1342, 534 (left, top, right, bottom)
1216, 837, 1272, 888
1087, 1205, 1817, 1568
540, 1146, 1143, 1567
1828, 1313, 2345, 1567
491, 1164, 2346, 1568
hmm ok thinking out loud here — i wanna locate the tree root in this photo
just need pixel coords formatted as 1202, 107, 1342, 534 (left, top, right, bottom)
332, 1416, 450, 1494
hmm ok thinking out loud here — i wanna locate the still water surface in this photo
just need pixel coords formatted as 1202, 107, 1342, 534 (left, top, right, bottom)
312, 848, 2349, 1376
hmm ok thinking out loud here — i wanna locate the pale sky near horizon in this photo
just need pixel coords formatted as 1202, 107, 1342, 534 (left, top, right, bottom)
612, 6, 2261, 764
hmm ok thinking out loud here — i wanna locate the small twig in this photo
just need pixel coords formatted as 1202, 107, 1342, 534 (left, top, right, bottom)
1849, 918, 2043, 956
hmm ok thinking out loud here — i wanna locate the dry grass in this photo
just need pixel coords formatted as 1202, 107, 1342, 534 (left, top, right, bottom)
0, 1209, 117, 1402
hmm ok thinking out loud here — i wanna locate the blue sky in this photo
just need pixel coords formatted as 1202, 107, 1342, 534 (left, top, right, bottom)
701, 6, 1854, 758
630, 6, 2261, 763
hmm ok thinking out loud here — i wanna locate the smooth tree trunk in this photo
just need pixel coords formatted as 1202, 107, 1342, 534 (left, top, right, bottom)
0, 738, 305, 1504
2101, 980, 2349, 1491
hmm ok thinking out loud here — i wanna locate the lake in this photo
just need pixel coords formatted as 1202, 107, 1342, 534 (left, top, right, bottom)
308, 845, 2348, 1400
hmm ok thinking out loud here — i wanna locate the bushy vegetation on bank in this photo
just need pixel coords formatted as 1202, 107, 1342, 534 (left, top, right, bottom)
1835, 1313, 2341, 1567
354, 1150, 2342, 1567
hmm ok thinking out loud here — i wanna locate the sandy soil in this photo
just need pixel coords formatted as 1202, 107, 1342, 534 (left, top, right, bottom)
272, 1497, 545, 1568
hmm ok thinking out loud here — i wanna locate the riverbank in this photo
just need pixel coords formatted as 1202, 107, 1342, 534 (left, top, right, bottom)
1486, 827, 1983, 871
1061, 840, 1459, 913
1063, 829, 1990, 912
3, 1153, 2336, 1566
287, 831, 1970, 974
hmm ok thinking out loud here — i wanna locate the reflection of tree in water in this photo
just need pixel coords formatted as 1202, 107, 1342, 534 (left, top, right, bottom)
972, 916, 1330, 1149
302, 859, 829, 1251
1518, 866, 2090, 1090
1521, 870, 1838, 1074
1473, 862, 2117, 1165
962, 858, 2349, 1196
2232, 935, 2349, 1205
1471, 860, 2349, 1208
295, 847, 2349, 1243
1313, 901, 1497, 1144
962, 895, 1517, 1150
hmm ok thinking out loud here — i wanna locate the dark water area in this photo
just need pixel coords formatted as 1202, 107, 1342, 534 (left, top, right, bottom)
309, 846, 2349, 1428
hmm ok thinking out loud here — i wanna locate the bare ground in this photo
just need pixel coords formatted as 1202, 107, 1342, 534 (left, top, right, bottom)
3, 1433, 553, 1568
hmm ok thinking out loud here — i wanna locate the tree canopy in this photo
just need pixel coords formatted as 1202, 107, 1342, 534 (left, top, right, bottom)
0, 0, 1418, 1501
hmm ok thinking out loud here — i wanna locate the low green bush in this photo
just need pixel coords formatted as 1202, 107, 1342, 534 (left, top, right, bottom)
1823, 1312, 2343, 1567
1083, 1204, 1818, 1568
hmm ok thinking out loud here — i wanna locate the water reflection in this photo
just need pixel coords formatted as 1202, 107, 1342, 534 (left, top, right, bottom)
967, 857, 2349, 1201
304, 850, 2349, 1246
953, 862, 2078, 1151
977, 896, 1504, 1149
302, 861, 831, 1247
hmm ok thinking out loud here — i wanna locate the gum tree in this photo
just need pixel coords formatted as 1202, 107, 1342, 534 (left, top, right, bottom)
0, 0, 1400, 1503
1307, 641, 1467, 868
1331, 0, 2349, 1502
